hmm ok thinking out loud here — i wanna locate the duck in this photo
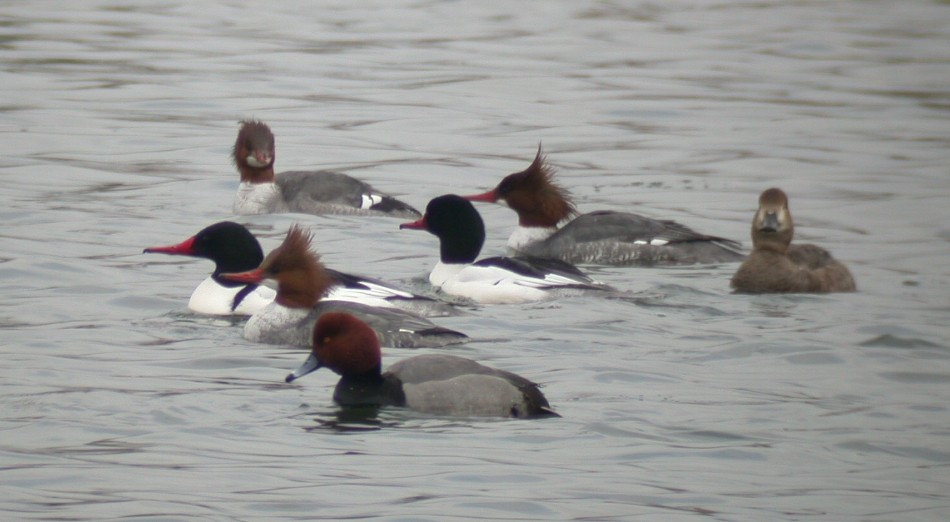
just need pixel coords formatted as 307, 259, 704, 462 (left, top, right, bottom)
730, 188, 856, 293
400, 195, 611, 304
143, 221, 275, 315
144, 221, 453, 317
463, 147, 745, 266
219, 225, 467, 348
231, 120, 420, 219
285, 312, 558, 419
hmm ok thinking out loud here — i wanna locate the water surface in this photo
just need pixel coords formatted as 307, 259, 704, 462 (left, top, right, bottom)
2, 1, 949, 520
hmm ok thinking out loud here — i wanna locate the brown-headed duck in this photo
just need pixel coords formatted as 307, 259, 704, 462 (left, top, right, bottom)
463, 147, 744, 266
219, 225, 466, 348
231, 120, 419, 218
286, 312, 557, 419
730, 188, 856, 293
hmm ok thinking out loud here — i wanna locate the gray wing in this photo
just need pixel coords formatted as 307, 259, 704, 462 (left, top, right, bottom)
313, 301, 467, 348
277, 170, 419, 218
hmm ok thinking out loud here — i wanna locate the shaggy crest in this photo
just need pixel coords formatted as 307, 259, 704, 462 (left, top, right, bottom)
263, 225, 334, 308
502, 146, 577, 226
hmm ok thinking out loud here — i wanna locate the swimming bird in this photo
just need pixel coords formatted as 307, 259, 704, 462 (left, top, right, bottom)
400, 194, 611, 304
143, 221, 275, 315
464, 147, 744, 265
144, 221, 454, 317
730, 188, 856, 293
231, 119, 420, 218
286, 312, 557, 419
220, 225, 467, 348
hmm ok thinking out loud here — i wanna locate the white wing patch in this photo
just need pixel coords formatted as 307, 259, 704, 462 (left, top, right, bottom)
633, 238, 669, 246
360, 194, 384, 209
326, 281, 414, 303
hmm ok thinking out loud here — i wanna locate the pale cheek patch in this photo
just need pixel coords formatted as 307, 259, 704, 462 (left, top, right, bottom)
246, 155, 269, 168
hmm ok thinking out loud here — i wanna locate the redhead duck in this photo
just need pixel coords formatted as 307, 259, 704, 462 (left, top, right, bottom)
286, 312, 558, 419
144, 221, 453, 317
730, 188, 856, 293
400, 195, 612, 304
231, 120, 420, 218
220, 225, 467, 348
464, 147, 744, 266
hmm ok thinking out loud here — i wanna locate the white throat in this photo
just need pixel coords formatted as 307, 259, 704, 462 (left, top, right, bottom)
507, 225, 556, 253
429, 262, 465, 288
233, 182, 288, 215
189, 277, 275, 316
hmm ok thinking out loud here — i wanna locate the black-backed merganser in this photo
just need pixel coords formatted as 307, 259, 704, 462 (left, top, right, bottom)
144, 221, 455, 317
400, 195, 612, 304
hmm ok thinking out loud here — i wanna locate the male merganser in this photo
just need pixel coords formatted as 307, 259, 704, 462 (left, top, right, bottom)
463, 147, 745, 266
144, 221, 453, 317
231, 120, 420, 218
285, 312, 557, 419
143, 221, 275, 315
220, 225, 467, 348
400, 195, 611, 304
731, 188, 856, 293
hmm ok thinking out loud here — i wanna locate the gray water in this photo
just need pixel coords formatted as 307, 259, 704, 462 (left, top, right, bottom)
2, 1, 949, 520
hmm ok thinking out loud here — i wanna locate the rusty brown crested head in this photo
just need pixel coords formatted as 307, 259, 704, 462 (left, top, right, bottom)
220, 224, 334, 308
465, 145, 577, 228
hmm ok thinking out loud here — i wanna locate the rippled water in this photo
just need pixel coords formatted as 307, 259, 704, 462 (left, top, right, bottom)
2, 1, 949, 520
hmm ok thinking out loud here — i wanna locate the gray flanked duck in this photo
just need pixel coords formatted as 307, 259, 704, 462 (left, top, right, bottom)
286, 312, 558, 419
231, 120, 420, 218
463, 147, 744, 266
219, 225, 467, 348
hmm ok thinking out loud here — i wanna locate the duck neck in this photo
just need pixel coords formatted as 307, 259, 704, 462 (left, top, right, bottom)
237, 163, 275, 184
430, 262, 466, 287
752, 234, 791, 255
439, 233, 482, 264
508, 225, 557, 252
333, 370, 406, 408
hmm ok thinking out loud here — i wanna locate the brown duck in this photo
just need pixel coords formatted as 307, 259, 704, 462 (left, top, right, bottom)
731, 188, 856, 293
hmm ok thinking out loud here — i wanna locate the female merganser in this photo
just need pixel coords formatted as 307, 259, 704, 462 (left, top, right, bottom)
731, 188, 856, 293
144, 221, 453, 317
144, 221, 275, 315
400, 195, 611, 304
231, 120, 420, 219
463, 147, 745, 266
286, 312, 557, 419
220, 225, 467, 348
